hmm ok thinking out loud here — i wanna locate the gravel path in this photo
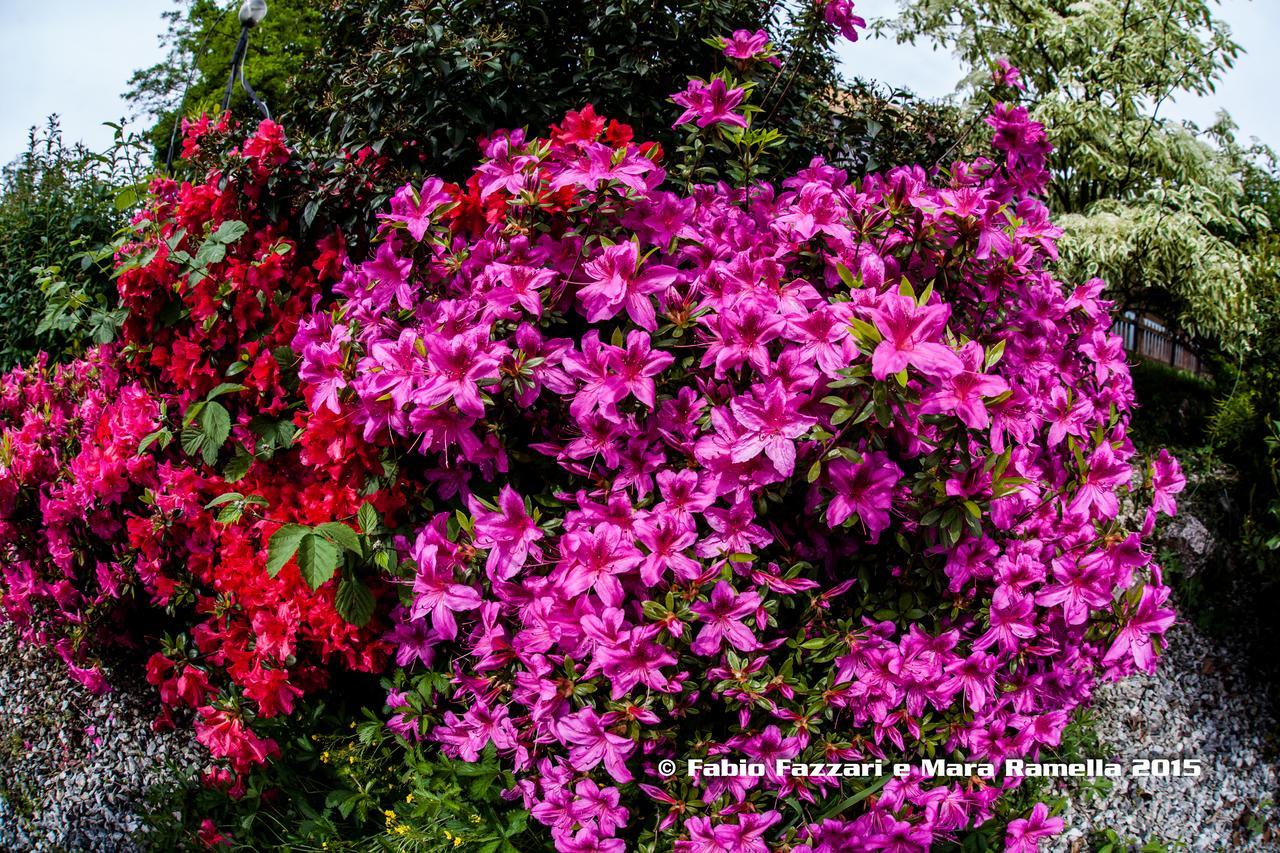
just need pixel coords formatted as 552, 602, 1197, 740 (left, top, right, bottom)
0, 622, 203, 851
0, 609, 1275, 850
1051, 619, 1280, 851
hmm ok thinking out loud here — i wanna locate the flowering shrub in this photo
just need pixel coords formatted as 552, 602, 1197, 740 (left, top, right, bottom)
289, 61, 1184, 853
0, 116, 400, 787
0, 12, 1188, 850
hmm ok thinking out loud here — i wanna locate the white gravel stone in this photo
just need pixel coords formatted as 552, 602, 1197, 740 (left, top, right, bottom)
0, 622, 202, 851
1050, 620, 1280, 852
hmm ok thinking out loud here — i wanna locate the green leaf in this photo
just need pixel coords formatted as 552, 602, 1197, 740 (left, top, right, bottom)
224, 450, 253, 483
266, 524, 310, 577
180, 425, 207, 459
335, 575, 375, 627
356, 503, 380, 534
296, 533, 341, 589
316, 521, 362, 556
205, 492, 243, 509
114, 184, 143, 212
201, 401, 232, 450
216, 505, 244, 525
205, 383, 247, 401
136, 428, 171, 456
209, 220, 249, 245
817, 774, 892, 820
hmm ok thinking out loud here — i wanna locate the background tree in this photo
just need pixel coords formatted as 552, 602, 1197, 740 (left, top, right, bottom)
130, 1, 964, 187
0, 120, 145, 368
891, 0, 1266, 351
126, 0, 324, 159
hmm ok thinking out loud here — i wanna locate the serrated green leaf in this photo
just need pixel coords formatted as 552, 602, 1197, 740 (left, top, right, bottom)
210, 220, 249, 244
224, 450, 253, 483
357, 503, 379, 534
297, 533, 341, 589
180, 425, 207, 458
201, 401, 231, 450
216, 505, 244, 525
335, 575, 375, 627
316, 521, 362, 556
266, 524, 310, 577
205, 383, 247, 401
136, 428, 171, 456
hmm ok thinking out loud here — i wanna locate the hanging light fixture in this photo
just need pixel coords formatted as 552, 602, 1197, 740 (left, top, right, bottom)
165, 1, 272, 172
239, 0, 268, 27
222, 0, 271, 119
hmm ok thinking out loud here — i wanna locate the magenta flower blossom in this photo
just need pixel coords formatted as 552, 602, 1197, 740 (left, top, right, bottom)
690, 581, 762, 655
1035, 557, 1112, 625
420, 328, 506, 418
552, 142, 660, 194
819, 0, 866, 42
864, 291, 964, 380
1150, 448, 1186, 517
721, 29, 778, 65
558, 708, 635, 782
729, 379, 818, 477
469, 486, 544, 581
557, 526, 642, 607
408, 551, 481, 641
919, 342, 1009, 429
993, 59, 1027, 91
436, 699, 518, 761
1004, 803, 1064, 852
825, 451, 902, 540
363, 241, 415, 310
606, 331, 674, 409
940, 650, 998, 711
671, 77, 748, 129
972, 587, 1037, 654
1104, 583, 1176, 672
578, 241, 680, 330
377, 178, 453, 241
1069, 443, 1132, 520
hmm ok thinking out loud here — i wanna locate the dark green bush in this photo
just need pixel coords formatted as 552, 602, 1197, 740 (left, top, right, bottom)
1127, 358, 1215, 450
0, 120, 144, 369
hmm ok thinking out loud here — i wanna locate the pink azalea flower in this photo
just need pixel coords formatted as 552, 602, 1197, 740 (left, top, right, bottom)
1069, 443, 1132, 520
1004, 803, 1064, 852
729, 379, 818, 477
972, 586, 1038, 654
825, 451, 902, 541
469, 486, 544, 581
1150, 448, 1185, 517
689, 581, 762, 655
1104, 583, 1176, 673
377, 177, 453, 241
820, 0, 867, 42
920, 342, 1009, 429
409, 551, 481, 641
606, 330, 675, 409
993, 59, 1027, 91
578, 241, 681, 330
558, 708, 635, 782
420, 327, 506, 418
363, 241, 415, 310
557, 526, 642, 607
671, 78, 748, 129
1035, 557, 1111, 625
864, 292, 964, 380
722, 29, 778, 65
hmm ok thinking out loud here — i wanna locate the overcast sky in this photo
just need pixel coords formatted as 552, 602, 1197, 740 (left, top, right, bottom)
1, 0, 1277, 167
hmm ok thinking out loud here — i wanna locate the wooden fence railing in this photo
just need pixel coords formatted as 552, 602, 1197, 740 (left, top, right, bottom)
1111, 311, 1204, 375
